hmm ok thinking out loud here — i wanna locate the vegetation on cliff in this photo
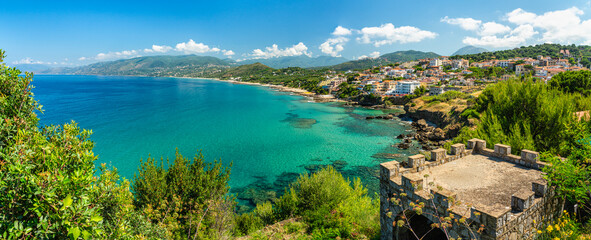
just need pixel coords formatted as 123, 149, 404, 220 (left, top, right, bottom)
450, 43, 591, 67
0, 49, 378, 239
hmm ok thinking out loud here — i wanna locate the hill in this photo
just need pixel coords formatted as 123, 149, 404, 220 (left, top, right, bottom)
41, 55, 234, 77
215, 63, 274, 78
450, 43, 591, 66
239, 55, 348, 68
329, 50, 440, 71
452, 46, 488, 56
10, 64, 52, 73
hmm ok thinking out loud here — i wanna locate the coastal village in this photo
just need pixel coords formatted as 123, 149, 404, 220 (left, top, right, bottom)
316, 50, 588, 97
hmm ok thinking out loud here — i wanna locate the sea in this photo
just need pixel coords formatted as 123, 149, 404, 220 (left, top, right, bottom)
33, 75, 420, 208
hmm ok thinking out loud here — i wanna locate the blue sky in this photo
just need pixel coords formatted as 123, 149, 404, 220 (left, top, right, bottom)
2, 0, 591, 66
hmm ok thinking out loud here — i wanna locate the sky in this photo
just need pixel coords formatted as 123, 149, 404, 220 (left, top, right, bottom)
2, 0, 591, 67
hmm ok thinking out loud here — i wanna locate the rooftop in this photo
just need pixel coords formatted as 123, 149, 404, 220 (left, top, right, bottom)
406, 154, 543, 216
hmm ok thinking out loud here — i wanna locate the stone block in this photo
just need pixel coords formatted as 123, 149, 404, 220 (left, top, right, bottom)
431, 187, 456, 209
379, 161, 400, 181
494, 144, 511, 156
451, 143, 465, 155
407, 154, 425, 168
431, 148, 446, 162
521, 149, 539, 163
468, 138, 486, 150
401, 174, 423, 191
532, 180, 547, 197
511, 189, 535, 212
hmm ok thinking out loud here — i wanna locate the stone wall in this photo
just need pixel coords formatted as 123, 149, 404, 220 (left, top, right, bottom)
379, 139, 562, 240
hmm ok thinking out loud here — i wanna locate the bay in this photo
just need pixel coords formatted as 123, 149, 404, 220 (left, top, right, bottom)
33, 75, 419, 206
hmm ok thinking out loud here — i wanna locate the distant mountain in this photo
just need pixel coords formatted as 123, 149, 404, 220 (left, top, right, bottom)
329, 50, 440, 71
11, 64, 52, 73
452, 46, 488, 56
41, 55, 235, 77
239, 55, 348, 68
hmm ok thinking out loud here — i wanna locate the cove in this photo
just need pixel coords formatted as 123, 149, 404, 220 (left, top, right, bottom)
33, 75, 420, 207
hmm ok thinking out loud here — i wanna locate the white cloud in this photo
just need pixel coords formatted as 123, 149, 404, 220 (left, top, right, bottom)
144, 44, 173, 53
333, 26, 352, 36
447, 7, 591, 48
95, 50, 141, 60
506, 7, 591, 44
319, 37, 348, 57
370, 51, 381, 58
250, 42, 311, 59
222, 50, 235, 56
358, 23, 437, 47
441, 16, 482, 31
479, 22, 511, 36
12, 58, 47, 65
175, 39, 221, 54
463, 24, 537, 48
12, 58, 73, 66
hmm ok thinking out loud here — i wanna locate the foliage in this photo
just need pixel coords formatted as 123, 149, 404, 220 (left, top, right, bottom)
542, 151, 591, 205
535, 211, 582, 240
272, 167, 380, 239
549, 70, 591, 96
0, 50, 235, 239
454, 78, 591, 156
464, 66, 508, 79
0, 50, 104, 238
132, 150, 234, 239
422, 90, 469, 103
335, 82, 360, 99
450, 43, 591, 64
404, 86, 427, 100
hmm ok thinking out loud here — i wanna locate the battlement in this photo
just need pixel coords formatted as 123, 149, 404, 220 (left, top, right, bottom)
380, 139, 560, 240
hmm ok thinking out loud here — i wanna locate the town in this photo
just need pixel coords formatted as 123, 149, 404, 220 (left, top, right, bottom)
318, 50, 588, 97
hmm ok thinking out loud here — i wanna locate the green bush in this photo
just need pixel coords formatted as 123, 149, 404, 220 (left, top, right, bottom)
133, 150, 234, 239
454, 78, 591, 156
275, 167, 380, 239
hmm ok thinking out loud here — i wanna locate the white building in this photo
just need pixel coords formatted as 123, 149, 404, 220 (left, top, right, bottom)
429, 86, 446, 95
394, 81, 421, 95
430, 58, 442, 67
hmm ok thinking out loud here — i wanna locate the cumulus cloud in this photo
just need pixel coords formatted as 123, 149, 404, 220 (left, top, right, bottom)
319, 37, 349, 57
332, 26, 353, 36
463, 24, 537, 48
12, 58, 47, 65
479, 22, 511, 36
358, 23, 437, 47
96, 50, 141, 60
144, 44, 173, 53
78, 39, 235, 62
12, 58, 72, 66
445, 7, 591, 48
441, 16, 482, 31
222, 50, 235, 56
175, 39, 221, 54
369, 51, 381, 58
506, 7, 591, 44
250, 42, 311, 59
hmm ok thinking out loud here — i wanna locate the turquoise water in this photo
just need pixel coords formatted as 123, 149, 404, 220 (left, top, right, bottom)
33, 75, 419, 206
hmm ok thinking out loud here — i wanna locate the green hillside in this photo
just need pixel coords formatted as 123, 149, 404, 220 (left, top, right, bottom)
450, 43, 591, 66
215, 62, 274, 78
42, 55, 234, 77
329, 50, 440, 71
239, 55, 348, 68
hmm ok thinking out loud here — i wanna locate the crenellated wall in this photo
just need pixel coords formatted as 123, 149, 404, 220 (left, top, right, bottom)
380, 139, 562, 240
